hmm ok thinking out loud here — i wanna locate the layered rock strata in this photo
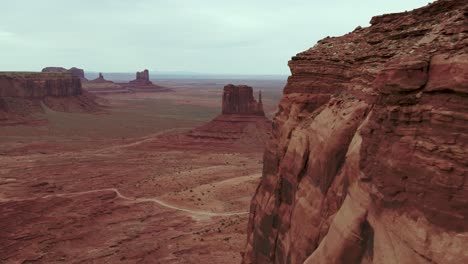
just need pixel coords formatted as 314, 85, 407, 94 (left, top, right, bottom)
243, 0, 468, 263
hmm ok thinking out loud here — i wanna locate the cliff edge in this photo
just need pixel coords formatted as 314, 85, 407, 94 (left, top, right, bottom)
243, 0, 468, 263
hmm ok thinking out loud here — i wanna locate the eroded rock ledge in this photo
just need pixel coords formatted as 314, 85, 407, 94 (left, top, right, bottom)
243, 0, 468, 263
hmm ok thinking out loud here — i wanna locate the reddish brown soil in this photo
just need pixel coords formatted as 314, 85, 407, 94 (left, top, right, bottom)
0, 135, 262, 263
0, 81, 283, 263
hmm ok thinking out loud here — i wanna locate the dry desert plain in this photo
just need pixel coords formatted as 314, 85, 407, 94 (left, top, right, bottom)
0, 78, 284, 263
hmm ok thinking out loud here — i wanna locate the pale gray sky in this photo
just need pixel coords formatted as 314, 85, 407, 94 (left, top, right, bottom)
1, 0, 432, 74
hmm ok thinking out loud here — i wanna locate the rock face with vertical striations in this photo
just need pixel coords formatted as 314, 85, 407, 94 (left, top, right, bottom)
0, 72, 101, 125
222, 84, 265, 116
189, 84, 271, 148
243, 0, 468, 263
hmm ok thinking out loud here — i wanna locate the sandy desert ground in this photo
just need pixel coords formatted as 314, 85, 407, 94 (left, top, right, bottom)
0, 79, 284, 263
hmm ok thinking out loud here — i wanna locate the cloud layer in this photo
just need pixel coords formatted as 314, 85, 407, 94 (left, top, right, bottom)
1, 0, 431, 74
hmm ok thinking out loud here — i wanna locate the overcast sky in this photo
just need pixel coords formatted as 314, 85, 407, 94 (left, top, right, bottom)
1, 0, 432, 75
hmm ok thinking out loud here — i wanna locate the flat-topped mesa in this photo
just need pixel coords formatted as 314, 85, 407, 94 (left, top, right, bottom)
129, 69, 152, 85
0, 72, 82, 98
42, 67, 87, 81
0, 72, 101, 125
222, 84, 265, 116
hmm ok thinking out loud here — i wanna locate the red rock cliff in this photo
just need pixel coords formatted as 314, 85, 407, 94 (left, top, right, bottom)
243, 0, 468, 263
222, 84, 265, 116
0, 72, 82, 98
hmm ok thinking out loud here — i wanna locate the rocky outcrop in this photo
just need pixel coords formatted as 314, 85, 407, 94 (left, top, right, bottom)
0, 72, 101, 125
84, 70, 171, 94
42, 67, 87, 81
122, 69, 169, 91
89, 73, 113, 84
129, 69, 152, 86
222, 84, 265, 116
189, 85, 271, 147
135, 69, 150, 83
243, 1, 468, 263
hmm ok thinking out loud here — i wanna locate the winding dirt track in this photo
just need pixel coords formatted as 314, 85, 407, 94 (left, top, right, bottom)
30, 188, 250, 217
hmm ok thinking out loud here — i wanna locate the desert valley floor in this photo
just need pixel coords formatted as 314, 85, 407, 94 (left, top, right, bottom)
0, 79, 283, 263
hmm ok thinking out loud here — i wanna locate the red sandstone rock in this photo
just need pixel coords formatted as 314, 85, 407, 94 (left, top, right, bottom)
243, 1, 468, 263
123, 69, 170, 91
0, 72, 101, 125
0, 72, 82, 98
222, 84, 265, 116
129, 69, 152, 86
189, 84, 271, 148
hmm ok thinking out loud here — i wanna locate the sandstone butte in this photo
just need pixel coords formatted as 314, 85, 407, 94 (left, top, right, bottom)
189, 84, 271, 146
243, 0, 468, 263
130, 69, 152, 85
0, 72, 100, 125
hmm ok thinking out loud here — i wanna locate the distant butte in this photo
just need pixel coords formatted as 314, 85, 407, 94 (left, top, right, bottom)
189, 84, 271, 147
130, 69, 152, 86
42, 67, 88, 82
222, 84, 265, 116
89, 72, 114, 84
122, 69, 171, 91
127, 69, 157, 87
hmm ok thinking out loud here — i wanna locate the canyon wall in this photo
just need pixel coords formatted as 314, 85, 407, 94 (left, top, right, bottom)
243, 0, 468, 263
